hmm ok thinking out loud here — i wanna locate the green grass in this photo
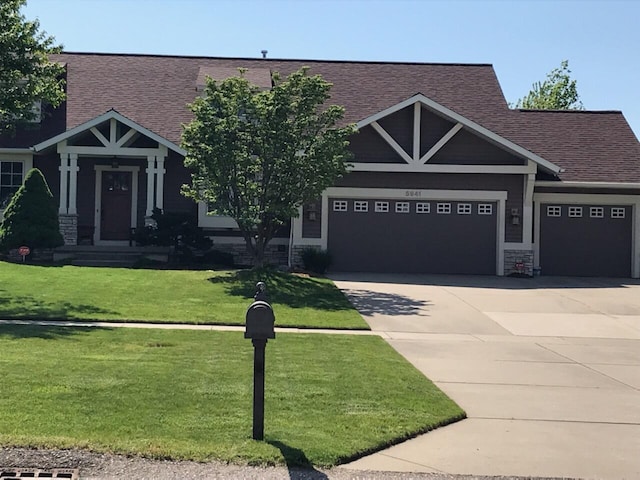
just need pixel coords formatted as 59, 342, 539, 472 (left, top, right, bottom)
0, 262, 366, 329
0, 326, 465, 466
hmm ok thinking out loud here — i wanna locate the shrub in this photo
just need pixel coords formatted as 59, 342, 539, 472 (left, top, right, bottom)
0, 168, 63, 252
300, 247, 332, 274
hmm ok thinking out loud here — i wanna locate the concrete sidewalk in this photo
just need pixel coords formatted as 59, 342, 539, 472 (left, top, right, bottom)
331, 274, 640, 480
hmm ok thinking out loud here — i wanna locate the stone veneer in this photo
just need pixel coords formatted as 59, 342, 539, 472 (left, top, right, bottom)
504, 249, 534, 276
58, 214, 78, 246
214, 242, 289, 267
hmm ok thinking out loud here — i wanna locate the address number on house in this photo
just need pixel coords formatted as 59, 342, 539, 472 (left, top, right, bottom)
405, 190, 422, 197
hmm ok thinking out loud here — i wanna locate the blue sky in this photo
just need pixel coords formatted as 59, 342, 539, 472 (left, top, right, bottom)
24, 0, 640, 139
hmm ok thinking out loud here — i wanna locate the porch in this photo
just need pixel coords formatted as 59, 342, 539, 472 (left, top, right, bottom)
53, 245, 171, 267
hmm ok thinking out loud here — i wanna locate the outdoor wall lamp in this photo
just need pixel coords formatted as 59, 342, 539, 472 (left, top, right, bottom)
511, 208, 520, 225
307, 203, 317, 221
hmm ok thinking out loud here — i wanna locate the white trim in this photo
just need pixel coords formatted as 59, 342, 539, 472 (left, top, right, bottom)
93, 165, 139, 245
522, 168, 536, 244
536, 181, 640, 189
197, 201, 239, 228
371, 121, 413, 164
0, 148, 32, 155
68, 154, 79, 215
33, 110, 185, 156
356, 94, 561, 174
504, 242, 533, 250
420, 123, 463, 163
58, 153, 69, 214
533, 192, 640, 278
348, 163, 536, 174
412, 102, 421, 162
209, 236, 289, 246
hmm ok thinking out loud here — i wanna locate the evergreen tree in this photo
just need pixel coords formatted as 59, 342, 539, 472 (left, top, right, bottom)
0, 168, 63, 251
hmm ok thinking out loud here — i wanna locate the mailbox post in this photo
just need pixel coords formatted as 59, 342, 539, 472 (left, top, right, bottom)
244, 282, 275, 440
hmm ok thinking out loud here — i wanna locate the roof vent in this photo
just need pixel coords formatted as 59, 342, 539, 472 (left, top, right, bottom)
261, 50, 268, 59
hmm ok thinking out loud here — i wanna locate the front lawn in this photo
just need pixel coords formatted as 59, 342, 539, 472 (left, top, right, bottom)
0, 325, 465, 466
0, 262, 366, 329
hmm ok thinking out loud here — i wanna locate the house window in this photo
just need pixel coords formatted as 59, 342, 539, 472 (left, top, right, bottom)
395, 202, 410, 213
333, 200, 347, 212
416, 202, 430, 214
590, 207, 604, 218
375, 201, 389, 213
457, 203, 472, 215
478, 204, 493, 215
568, 206, 583, 218
611, 207, 626, 219
354, 201, 368, 212
0, 161, 23, 208
437, 203, 451, 214
547, 206, 561, 217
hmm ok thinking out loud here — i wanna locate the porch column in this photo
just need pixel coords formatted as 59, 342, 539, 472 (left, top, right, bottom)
145, 155, 156, 217
58, 153, 69, 214
67, 154, 79, 215
155, 156, 166, 211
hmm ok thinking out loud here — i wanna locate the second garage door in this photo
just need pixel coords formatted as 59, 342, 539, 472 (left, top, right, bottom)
328, 198, 497, 274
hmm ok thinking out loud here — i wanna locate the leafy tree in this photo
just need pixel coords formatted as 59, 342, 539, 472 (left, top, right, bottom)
0, 168, 63, 251
0, 0, 66, 131
515, 60, 584, 110
182, 67, 355, 267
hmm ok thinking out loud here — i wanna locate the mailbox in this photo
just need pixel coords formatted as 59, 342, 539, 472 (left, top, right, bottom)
244, 300, 276, 339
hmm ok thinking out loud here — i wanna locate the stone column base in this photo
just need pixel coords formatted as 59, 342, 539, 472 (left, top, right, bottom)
59, 214, 78, 246
504, 249, 534, 277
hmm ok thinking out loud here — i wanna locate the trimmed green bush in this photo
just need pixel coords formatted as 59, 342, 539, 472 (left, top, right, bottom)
0, 168, 63, 252
300, 247, 332, 274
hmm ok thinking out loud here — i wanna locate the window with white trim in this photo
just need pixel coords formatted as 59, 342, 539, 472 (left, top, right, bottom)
354, 200, 368, 212
547, 206, 561, 217
0, 161, 24, 209
416, 202, 430, 214
611, 207, 626, 219
478, 204, 493, 215
395, 202, 410, 213
375, 201, 389, 213
590, 207, 604, 218
333, 200, 347, 212
457, 203, 472, 215
568, 206, 583, 218
437, 203, 451, 214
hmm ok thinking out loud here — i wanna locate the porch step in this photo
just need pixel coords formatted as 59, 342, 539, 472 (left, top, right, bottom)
53, 246, 170, 267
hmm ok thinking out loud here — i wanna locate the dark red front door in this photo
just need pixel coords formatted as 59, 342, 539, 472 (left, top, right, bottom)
101, 171, 132, 240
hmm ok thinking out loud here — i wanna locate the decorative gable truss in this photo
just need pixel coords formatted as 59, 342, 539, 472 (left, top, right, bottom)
351, 93, 562, 175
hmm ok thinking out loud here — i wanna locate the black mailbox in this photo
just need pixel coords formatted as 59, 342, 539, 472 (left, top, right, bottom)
245, 300, 275, 339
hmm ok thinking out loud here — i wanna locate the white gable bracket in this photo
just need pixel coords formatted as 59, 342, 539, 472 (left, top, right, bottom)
420, 122, 463, 163
89, 127, 110, 147
371, 121, 413, 164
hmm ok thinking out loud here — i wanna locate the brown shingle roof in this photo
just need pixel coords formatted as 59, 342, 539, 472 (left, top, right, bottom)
7, 52, 640, 184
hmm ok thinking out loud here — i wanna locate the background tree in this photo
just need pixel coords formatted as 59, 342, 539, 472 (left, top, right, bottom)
0, 0, 65, 131
515, 60, 584, 110
0, 168, 63, 251
182, 67, 355, 266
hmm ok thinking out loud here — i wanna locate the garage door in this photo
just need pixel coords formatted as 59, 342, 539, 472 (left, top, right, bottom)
328, 198, 497, 274
539, 204, 632, 277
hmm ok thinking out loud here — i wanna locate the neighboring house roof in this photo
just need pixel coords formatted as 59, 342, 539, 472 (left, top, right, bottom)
1, 52, 638, 183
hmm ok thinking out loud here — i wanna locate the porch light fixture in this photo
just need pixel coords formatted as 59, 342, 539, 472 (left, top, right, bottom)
510, 208, 520, 225
111, 160, 119, 169
307, 203, 317, 221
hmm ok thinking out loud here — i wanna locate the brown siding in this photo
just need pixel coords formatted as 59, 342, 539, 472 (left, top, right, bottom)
302, 199, 322, 238
349, 126, 405, 163
33, 153, 60, 200
420, 108, 456, 156
163, 152, 196, 215
376, 106, 413, 154
431, 129, 525, 165
336, 171, 524, 242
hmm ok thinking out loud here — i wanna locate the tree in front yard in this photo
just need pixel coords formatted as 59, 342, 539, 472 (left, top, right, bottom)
0, 0, 66, 131
181, 67, 355, 267
0, 168, 63, 251
515, 60, 584, 110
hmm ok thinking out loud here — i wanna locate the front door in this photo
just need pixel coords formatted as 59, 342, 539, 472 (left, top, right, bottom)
101, 171, 132, 240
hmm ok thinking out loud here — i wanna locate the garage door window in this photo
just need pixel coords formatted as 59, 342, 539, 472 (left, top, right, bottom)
590, 207, 604, 218
375, 201, 389, 212
457, 203, 472, 215
478, 204, 493, 215
437, 203, 451, 214
547, 206, 561, 217
568, 206, 583, 218
333, 200, 347, 212
395, 202, 410, 213
611, 208, 626, 219
416, 202, 430, 214
354, 201, 368, 212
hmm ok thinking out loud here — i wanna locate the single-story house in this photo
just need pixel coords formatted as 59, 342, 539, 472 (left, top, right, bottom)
1, 52, 639, 276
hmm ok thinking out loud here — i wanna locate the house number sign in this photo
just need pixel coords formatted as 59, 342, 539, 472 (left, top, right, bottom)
405, 190, 422, 197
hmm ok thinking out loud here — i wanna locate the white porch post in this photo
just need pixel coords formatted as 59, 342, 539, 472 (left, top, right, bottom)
155, 155, 166, 211
58, 153, 69, 214
145, 155, 156, 217
67, 153, 79, 215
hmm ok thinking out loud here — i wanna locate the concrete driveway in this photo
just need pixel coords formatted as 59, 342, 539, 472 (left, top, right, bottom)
330, 274, 640, 480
